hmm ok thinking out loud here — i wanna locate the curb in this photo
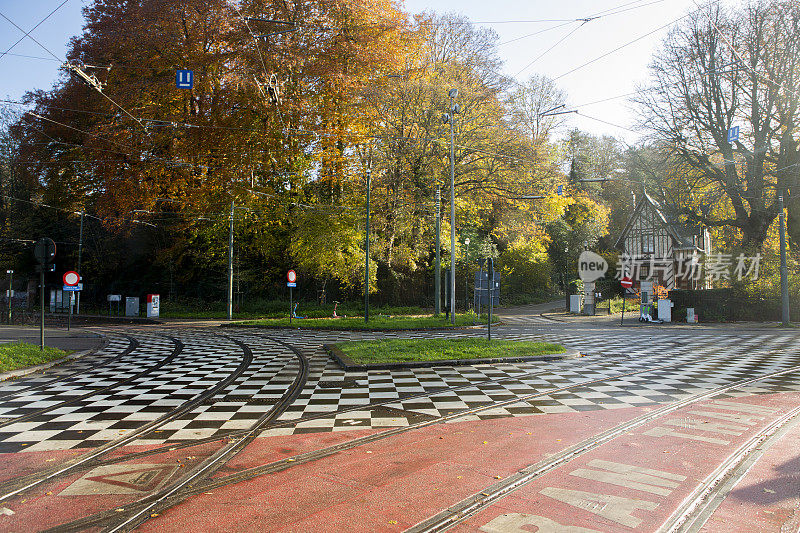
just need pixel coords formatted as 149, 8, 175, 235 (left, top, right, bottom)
220, 323, 494, 332
323, 343, 583, 371
0, 333, 108, 382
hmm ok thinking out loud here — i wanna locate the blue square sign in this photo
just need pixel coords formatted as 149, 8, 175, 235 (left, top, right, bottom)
176, 69, 193, 89
727, 126, 739, 143
557, 184, 563, 196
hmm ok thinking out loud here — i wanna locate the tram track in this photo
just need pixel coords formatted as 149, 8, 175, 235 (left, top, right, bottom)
42, 334, 309, 533
661, 403, 800, 533
76, 328, 794, 469
0, 332, 253, 502
406, 363, 800, 532
0, 335, 183, 429
43, 336, 800, 532
0, 334, 134, 402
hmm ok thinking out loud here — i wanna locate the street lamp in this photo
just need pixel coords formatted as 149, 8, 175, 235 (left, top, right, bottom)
463, 238, 470, 311
5, 270, 12, 324
442, 88, 459, 324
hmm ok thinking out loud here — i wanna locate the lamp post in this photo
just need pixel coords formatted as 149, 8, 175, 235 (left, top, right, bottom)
434, 183, 442, 316
5, 270, 12, 324
778, 194, 790, 326
442, 88, 459, 324
365, 144, 372, 323
463, 238, 470, 311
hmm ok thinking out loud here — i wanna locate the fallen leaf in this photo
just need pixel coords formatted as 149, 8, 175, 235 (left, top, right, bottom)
115, 508, 124, 512
556, 439, 562, 442
494, 476, 502, 479
483, 441, 488, 444
150, 513, 159, 518
388, 520, 398, 525
286, 458, 295, 462
764, 488, 775, 494
45, 458, 55, 462
457, 476, 463, 479
204, 493, 213, 495
526, 432, 532, 435
46, 492, 52, 495
366, 451, 373, 454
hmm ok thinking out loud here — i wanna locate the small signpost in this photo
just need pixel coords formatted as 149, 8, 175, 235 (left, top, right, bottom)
557, 184, 563, 196
176, 69, 193, 89
620, 276, 633, 326
287, 270, 297, 324
62, 270, 81, 331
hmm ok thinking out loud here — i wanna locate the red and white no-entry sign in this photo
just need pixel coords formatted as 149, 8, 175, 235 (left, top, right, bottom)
621, 276, 633, 289
287, 270, 297, 283
63, 271, 80, 286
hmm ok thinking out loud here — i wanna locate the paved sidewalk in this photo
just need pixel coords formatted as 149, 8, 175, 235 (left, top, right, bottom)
0, 326, 104, 353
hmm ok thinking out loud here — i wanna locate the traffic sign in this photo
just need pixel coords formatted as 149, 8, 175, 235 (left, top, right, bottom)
621, 276, 633, 289
287, 270, 297, 283
34, 238, 56, 264
176, 69, 193, 89
557, 184, 563, 196
287, 282, 296, 288
727, 126, 740, 143
63, 284, 82, 291
63, 271, 80, 286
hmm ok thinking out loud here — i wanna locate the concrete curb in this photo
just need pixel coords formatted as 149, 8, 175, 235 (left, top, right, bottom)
0, 333, 108, 382
323, 343, 583, 371
220, 322, 494, 332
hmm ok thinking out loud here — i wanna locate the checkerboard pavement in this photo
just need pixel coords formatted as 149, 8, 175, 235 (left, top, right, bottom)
0, 331, 244, 452
1, 327, 799, 451
250, 328, 800, 436
0, 335, 134, 400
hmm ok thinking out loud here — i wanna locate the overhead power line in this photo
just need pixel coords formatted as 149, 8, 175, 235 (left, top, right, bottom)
0, 0, 71, 62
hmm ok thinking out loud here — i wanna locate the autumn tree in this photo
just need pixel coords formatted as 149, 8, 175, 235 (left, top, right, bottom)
637, 1, 800, 248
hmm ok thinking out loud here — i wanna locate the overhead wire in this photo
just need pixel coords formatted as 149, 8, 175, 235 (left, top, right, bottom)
0, 0, 72, 62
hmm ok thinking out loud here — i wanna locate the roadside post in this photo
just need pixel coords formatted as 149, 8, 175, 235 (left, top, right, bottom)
62, 271, 80, 331
620, 276, 633, 326
488, 258, 494, 341
34, 238, 56, 350
5, 270, 12, 324
287, 270, 297, 325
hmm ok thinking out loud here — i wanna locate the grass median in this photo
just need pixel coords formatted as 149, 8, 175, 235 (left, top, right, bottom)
234, 312, 498, 330
0, 342, 70, 373
334, 338, 566, 364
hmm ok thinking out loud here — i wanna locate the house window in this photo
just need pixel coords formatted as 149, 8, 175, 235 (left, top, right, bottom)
642, 233, 655, 254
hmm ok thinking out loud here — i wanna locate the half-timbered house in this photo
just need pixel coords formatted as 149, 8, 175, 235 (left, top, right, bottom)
615, 192, 711, 290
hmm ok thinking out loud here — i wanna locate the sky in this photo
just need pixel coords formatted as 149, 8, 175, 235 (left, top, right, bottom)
0, 0, 718, 143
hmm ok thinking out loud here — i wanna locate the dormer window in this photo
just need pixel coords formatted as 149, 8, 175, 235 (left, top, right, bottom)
642, 233, 655, 254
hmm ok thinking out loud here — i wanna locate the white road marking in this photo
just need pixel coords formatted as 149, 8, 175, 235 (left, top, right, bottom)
540, 487, 659, 528
479, 514, 601, 533
569, 459, 686, 496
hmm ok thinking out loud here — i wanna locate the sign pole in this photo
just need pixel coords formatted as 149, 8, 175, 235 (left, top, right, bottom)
620, 290, 625, 327
289, 286, 293, 325
68, 292, 72, 331
40, 269, 45, 350
488, 258, 493, 341
6, 270, 12, 324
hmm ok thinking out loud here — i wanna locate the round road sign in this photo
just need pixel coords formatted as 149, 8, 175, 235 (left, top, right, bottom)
63, 271, 80, 286
287, 270, 297, 283
621, 276, 633, 289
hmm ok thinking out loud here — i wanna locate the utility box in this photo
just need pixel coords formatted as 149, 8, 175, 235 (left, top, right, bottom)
657, 299, 673, 322
583, 281, 595, 315
146, 294, 160, 318
125, 297, 140, 317
569, 294, 583, 313
687, 307, 697, 323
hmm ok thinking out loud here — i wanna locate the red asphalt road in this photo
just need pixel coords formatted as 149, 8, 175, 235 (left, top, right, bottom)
1, 392, 798, 532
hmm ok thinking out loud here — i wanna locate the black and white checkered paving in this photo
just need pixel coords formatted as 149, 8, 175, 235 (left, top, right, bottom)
0, 326, 798, 451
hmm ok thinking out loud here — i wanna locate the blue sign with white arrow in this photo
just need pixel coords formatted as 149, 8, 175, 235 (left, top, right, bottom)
727, 126, 740, 143
176, 70, 193, 89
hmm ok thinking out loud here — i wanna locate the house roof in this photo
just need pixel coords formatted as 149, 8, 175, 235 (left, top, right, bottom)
614, 192, 705, 252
